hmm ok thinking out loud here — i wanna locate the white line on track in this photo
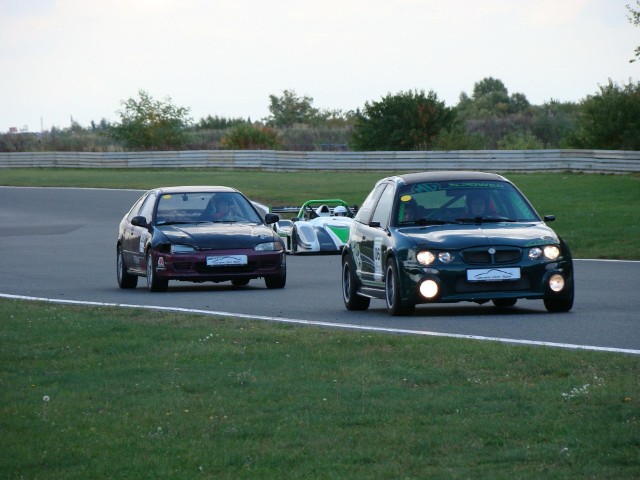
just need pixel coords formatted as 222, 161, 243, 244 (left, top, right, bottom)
2, 293, 639, 356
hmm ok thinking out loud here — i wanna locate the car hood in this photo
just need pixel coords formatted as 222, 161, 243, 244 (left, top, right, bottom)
398, 222, 560, 249
157, 223, 277, 249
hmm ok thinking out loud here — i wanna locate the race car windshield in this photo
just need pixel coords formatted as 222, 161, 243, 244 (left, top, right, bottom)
395, 181, 540, 226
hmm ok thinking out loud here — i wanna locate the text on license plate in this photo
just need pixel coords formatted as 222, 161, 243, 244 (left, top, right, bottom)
206, 255, 248, 266
467, 267, 521, 282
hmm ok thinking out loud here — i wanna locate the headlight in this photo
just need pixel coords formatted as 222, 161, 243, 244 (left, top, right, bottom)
438, 252, 454, 264
548, 273, 565, 292
529, 246, 560, 260
417, 251, 436, 265
529, 247, 543, 260
544, 245, 560, 260
255, 242, 280, 251
419, 279, 439, 299
171, 244, 195, 253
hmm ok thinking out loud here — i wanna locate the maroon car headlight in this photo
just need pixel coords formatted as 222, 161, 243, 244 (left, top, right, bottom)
255, 241, 281, 252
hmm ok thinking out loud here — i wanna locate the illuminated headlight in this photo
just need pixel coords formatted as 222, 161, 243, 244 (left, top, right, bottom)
417, 251, 436, 266
171, 244, 195, 253
438, 252, 454, 264
548, 273, 565, 292
544, 245, 560, 260
419, 279, 439, 299
255, 242, 280, 251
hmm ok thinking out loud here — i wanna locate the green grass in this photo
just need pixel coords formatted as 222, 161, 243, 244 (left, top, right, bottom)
1, 168, 639, 259
1, 299, 639, 479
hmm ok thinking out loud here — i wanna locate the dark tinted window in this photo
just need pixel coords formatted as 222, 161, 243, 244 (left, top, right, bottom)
355, 183, 387, 224
370, 184, 395, 228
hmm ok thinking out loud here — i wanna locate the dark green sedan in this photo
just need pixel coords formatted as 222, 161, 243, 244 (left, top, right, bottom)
341, 171, 574, 316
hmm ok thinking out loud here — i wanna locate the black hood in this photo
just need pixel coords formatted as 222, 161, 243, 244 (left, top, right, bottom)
398, 222, 560, 249
157, 223, 277, 249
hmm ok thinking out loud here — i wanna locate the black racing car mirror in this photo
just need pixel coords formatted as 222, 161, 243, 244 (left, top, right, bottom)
131, 216, 150, 229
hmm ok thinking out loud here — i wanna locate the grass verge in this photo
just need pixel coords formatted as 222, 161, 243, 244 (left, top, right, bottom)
1, 299, 639, 479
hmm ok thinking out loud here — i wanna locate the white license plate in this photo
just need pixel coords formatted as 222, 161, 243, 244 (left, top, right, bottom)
467, 267, 521, 282
206, 255, 248, 266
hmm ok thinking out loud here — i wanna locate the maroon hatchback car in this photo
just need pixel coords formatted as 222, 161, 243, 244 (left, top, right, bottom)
116, 186, 286, 292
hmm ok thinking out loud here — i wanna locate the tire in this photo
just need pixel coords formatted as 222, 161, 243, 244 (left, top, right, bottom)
544, 281, 574, 313
265, 270, 286, 289
385, 258, 415, 316
146, 250, 168, 292
342, 254, 370, 311
291, 228, 299, 254
116, 245, 138, 289
492, 298, 517, 308
231, 278, 250, 287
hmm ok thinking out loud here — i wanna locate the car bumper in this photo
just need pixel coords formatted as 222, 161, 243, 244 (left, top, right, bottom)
400, 258, 574, 304
151, 248, 286, 282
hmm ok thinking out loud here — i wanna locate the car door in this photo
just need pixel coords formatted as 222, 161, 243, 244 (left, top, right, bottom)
123, 192, 156, 273
357, 183, 395, 287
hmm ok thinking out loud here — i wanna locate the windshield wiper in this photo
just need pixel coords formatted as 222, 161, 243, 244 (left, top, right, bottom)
455, 217, 518, 223
400, 218, 452, 226
157, 221, 196, 226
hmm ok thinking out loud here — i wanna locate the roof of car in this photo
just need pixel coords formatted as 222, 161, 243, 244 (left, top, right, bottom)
152, 186, 238, 195
385, 171, 509, 186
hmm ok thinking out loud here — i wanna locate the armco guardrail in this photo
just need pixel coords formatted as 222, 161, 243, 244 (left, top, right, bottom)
1, 149, 639, 172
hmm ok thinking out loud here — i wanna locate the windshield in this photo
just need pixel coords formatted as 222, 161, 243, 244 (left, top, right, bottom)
394, 180, 540, 226
155, 192, 263, 225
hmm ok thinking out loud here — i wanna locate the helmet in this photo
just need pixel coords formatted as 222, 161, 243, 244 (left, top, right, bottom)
334, 206, 347, 216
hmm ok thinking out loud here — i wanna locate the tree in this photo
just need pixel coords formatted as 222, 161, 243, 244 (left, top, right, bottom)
350, 90, 455, 151
267, 90, 319, 127
459, 77, 531, 117
195, 115, 247, 130
571, 79, 640, 150
109, 90, 192, 150
219, 123, 282, 150
627, 1, 640, 62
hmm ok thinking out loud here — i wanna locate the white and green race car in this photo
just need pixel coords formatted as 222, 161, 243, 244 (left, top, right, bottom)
272, 199, 356, 254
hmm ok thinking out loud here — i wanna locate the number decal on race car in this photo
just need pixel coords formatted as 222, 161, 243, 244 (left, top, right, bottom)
374, 237, 383, 281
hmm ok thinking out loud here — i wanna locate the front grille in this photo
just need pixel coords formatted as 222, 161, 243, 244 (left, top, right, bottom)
196, 265, 255, 274
462, 248, 522, 265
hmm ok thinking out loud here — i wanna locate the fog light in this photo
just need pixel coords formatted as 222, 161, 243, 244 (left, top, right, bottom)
548, 273, 565, 292
419, 279, 439, 299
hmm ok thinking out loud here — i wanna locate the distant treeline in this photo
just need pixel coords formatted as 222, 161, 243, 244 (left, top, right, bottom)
2, 77, 639, 153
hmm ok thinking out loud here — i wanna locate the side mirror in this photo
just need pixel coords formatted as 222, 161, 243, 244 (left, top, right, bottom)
265, 213, 279, 225
543, 215, 556, 222
131, 215, 149, 228
291, 217, 299, 223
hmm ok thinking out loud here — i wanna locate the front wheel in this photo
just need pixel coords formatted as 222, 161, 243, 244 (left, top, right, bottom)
265, 272, 286, 289
385, 258, 414, 316
342, 255, 370, 311
146, 250, 168, 292
544, 281, 574, 312
117, 245, 138, 289
290, 228, 299, 254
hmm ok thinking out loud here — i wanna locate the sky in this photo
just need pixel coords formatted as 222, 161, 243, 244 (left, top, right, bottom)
0, 0, 637, 132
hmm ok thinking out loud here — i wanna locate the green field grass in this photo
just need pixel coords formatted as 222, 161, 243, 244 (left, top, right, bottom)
1, 168, 639, 478
1, 299, 639, 479
2, 168, 639, 259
